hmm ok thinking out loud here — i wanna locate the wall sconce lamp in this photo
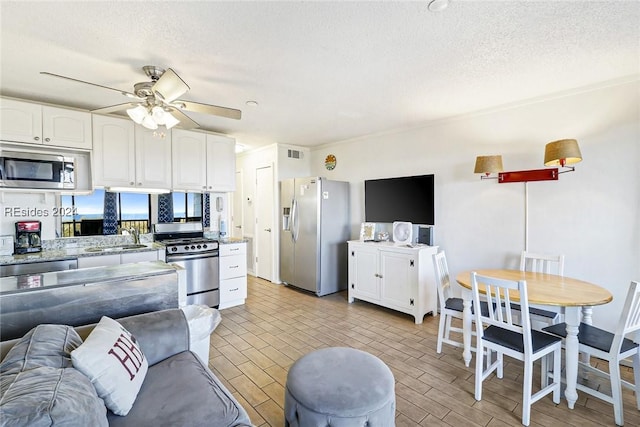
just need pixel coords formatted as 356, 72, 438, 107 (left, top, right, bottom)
475, 139, 582, 183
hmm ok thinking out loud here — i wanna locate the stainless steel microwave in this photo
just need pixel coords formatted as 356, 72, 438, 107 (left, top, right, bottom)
0, 151, 75, 190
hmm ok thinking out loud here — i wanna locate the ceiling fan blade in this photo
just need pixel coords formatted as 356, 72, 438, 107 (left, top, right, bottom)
174, 100, 242, 120
170, 108, 199, 130
40, 72, 141, 99
91, 103, 138, 114
152, 68, 189, 103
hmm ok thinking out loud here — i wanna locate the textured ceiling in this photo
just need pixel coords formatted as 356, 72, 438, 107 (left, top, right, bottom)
1, 1, 638, 150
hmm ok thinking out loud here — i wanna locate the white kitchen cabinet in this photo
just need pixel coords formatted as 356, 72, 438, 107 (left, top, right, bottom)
171, 129, 207, 191
218, 242, 247, 309
134, 127, 172, 189
121, 250, 162, 264
77, 249, 162, 269
347, 240, 438, 324
0, 98, 92, 149
92, 115, 171, 190
77, 254, 121, 269
171, 129, 236, 192
206, 133, 236, 192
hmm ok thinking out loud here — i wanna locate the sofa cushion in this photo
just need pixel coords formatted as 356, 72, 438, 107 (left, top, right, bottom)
107, 350, 252, 427
0, 366, 108, 427
0, 325, 82, 375
71, 316, 148, 416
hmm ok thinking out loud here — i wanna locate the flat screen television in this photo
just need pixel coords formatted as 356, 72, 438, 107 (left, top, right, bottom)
364, 174, 435, 225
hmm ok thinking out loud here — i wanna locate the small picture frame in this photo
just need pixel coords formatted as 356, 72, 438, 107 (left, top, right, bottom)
360, 222, 376, 241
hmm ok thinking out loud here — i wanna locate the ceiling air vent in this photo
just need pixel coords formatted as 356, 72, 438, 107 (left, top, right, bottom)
287, 149, 303, 159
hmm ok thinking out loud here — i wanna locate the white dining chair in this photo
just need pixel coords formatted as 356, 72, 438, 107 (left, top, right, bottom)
543, 280, 640, 426
520, 251, 565, 275
432, 251, 486, 353
471, 271, 562, 426
513, 251, 565, 328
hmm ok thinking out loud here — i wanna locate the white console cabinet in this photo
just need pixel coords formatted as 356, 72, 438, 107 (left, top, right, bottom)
347, 240, 438, 324
219, 242, 247, 309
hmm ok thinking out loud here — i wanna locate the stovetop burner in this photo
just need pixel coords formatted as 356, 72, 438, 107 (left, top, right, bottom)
153, 223, 218, 256
160, 237, 219, 256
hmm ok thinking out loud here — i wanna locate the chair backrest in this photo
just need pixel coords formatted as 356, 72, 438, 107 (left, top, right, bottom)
471, 272, 532, 352
520, 251, 565, 276
433, 251, 452, 308
611, 281, 640, 355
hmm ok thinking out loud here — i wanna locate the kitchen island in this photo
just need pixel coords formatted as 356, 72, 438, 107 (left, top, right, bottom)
0, 261, 179, 340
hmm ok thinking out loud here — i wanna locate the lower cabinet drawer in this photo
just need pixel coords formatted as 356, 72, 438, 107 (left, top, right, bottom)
220, 254, 247, 280
219, 277, 247, 303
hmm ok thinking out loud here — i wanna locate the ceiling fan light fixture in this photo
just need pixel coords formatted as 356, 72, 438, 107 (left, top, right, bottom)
151, 106, 168, 124
163, 112, 180, 129
127, 105, 148, 124
428, 0, 449, 12
141, 114, 158, 130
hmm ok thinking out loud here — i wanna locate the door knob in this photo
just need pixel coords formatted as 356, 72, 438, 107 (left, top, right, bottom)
264, 228, 271, 232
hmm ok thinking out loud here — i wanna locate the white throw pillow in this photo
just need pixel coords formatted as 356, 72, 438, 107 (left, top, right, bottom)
71, 316, 148, 416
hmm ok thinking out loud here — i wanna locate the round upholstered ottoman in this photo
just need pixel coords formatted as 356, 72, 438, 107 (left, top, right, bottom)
284, 347, 395, 427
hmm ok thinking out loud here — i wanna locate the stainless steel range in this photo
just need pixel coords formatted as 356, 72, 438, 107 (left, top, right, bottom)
154, 223, 219, 308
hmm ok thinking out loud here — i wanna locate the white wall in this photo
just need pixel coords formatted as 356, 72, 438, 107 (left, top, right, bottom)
0, 192, 59, 239
310, 79, 640, 331
236, 143, 310, 281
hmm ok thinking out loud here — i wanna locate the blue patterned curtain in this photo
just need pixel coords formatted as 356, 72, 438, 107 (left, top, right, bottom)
203, 194, 210, 228
157, 193, 174, 223
103, 191, 119, 235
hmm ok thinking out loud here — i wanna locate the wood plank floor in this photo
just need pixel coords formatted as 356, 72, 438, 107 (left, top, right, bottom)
209, 276, 638, 426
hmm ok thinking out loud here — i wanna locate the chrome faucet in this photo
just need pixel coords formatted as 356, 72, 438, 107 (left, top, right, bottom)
128, 227, 140, 244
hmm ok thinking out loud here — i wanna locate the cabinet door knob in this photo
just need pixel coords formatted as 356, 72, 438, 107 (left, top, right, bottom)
129, 182, 134, 185
34, 136, 40, 141
45, 137, 50, 142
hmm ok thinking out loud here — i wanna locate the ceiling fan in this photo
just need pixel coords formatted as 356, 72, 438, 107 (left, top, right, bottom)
40, 65, 241, 130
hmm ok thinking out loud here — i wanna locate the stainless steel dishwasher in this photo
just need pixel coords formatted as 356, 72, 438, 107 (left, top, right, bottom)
0, 259, 78, 277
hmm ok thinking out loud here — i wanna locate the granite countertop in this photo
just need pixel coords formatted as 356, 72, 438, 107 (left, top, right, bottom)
0, 260, 176, 295
218, 238, 249, 244
0, 242, 165, 266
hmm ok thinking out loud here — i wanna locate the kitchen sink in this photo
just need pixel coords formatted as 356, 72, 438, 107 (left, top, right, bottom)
84, 244, 148, 253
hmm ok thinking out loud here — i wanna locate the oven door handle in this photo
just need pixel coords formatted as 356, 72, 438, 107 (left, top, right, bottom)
167, 251, 219, 262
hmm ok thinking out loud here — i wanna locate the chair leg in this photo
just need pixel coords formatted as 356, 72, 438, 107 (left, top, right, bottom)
475, 342, 484, 401
497, 351, 503, 378
633, 351, 640, 410
522, 359, 533, 426
610, 360, 624, 426
437, 313, 447, 353
552, 349, 561, 404
541, 354, 548, 389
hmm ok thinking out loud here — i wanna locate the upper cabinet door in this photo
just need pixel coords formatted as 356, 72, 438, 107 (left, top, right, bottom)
0, 98, 42, 144
135, 127, 172, 189
172, 129, 207, 192
206, 134, 236, 192
92, 115, 136, 188
42, 106, 92, 149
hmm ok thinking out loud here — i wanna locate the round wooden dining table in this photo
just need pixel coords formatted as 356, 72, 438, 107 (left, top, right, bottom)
456, 269, 613, 410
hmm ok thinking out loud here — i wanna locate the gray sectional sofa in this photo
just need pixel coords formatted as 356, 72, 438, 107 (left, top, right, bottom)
0, 309, 252, 427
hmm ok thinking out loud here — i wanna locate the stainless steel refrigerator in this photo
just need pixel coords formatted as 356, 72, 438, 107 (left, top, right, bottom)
280, 177, 350, 296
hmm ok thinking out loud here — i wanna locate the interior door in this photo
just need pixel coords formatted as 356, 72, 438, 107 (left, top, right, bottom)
231, 169, 244, 239
256, 166, 274, 281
